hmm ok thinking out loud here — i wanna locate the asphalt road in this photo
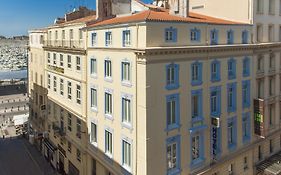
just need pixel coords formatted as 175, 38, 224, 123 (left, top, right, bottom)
0, 138, 43, 175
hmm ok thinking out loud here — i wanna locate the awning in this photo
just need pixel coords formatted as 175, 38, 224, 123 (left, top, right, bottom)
43, 139, 57, 152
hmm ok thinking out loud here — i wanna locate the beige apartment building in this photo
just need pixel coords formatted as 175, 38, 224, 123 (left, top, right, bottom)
28, 0, 281, 175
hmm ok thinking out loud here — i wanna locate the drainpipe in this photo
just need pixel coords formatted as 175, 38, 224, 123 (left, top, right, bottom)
135, 23, 139, 175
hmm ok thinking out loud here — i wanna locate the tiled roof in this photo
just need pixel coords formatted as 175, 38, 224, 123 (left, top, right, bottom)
87, 9, 246, 28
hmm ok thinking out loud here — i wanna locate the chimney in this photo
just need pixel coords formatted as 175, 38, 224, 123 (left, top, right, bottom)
168, 0, 189, 18
96, 0, 113, 20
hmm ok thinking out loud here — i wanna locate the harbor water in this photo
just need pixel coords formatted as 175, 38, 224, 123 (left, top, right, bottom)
0, 70, 27, 80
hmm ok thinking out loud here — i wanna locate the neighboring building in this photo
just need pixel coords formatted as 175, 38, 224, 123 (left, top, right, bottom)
28, 0, 281, 175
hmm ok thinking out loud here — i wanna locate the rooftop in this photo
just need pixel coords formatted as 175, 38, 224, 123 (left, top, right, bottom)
87, 8, 247, 28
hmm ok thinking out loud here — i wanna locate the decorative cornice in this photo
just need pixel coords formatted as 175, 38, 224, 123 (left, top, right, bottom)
134, 43, 281, 64
43, 46, 86, 55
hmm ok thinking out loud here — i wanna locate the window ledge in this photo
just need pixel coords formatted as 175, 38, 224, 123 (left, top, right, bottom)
90, 141, 98, 148
165, 124, 181, 132
211, 78, 220, 83
121, 165, 132, 175
190, 158, 205, 169
90, 74, 98, 79
228, 144, 237, 151
121, 122, 133, 130
104, 77, 113, 83
90, 107, 98, 113
167, 168, 181, 175
191, 81, 203, 86
243, 136, 251, 144
122, 81, 132, 88
166, 84, 179, 90
105, 114, 113, 121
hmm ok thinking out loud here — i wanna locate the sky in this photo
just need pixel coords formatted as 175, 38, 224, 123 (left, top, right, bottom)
0, 0, 152, 37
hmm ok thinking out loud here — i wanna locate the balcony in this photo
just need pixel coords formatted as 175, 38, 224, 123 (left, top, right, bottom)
43, 40, 86, 54
256, 69, 265, 78
268, 67, 276, 76
52, 122, 66, 137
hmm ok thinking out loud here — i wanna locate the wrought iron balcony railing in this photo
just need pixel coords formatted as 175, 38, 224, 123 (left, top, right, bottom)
44, 40, 84, 49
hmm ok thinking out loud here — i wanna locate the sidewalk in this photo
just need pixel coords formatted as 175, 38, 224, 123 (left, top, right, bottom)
21, 138, 59, 175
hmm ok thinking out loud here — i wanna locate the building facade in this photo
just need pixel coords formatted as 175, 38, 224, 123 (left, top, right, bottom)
28, 0, 281, 175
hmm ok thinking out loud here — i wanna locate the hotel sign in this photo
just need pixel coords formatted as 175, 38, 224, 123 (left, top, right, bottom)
254, 99, 265, 137
47, 65, 64, 74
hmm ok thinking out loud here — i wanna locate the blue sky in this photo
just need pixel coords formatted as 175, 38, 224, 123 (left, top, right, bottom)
0, 0, 152, 37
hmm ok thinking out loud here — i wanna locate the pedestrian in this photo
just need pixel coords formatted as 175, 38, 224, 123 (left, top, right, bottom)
2, 135, 4, 139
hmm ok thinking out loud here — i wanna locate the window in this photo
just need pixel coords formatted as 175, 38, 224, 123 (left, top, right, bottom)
91, 33, 97, 46
70, 29, 73, 40
228, 59, 236, 80
192, 135, 200, 161
123, 30, 131, 47
269, 105, 274, 126
268, 25, 274, 42
243, 57, 250, 77
62, 30, 65, 40
77, 149, 81, 162
269, 78, 275, 96
211, 60, 220, 82
190, 28, 201, 42
47, 53, 50, 64
210, 86, 221, 116
228, 164, 234, 175
242, 80, 251, 108
270, 139, 274, 153
257, 55, 264, 71
76, 56, 81, 71
53, 53, 57, 65
60, 54, 63, 67
257, 24, 263, 42
105, 60, 112, 78
105, 92, 113, 115
91, 88, 97, 109
166, 63, 179, 90
242, 112, 251, 143
67, 81, 72, 99
166, 94, 180, 131
68, 141, 71, 152
191, 62, 203, 86
166, 135, 180, 175
77, 118, 81, 139
53, 76, 57, 92
242, 30, 249, 44
90, 58, 97, 75
227, 117, 237, 150
105, 129, 113, 157
122, 62, 131, 82
68, 113, 72, 131
90, 122, 97, 144
60, 79, 64, 96
67, 55, 71, 68
258, 145, 262, 160
227, 30, 234, 44
76, 85, 81, 104
47, 74, 51, 89
269, 0, 275, 14
105, 32, 112, 46
279, 26, 281, 41
210, 29, 218, 45
55, 30, 58, 40
191, 90, 202, 120
122, 97, 131, 125
257, 80, 263, 98
79, 30, 83, 40
165, 27, 177, 42
227, 83, 237, 113
257, 0, 264, 13
122, 140, 132, 170
244, 157, 248, 170
269, 53, 275, 69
